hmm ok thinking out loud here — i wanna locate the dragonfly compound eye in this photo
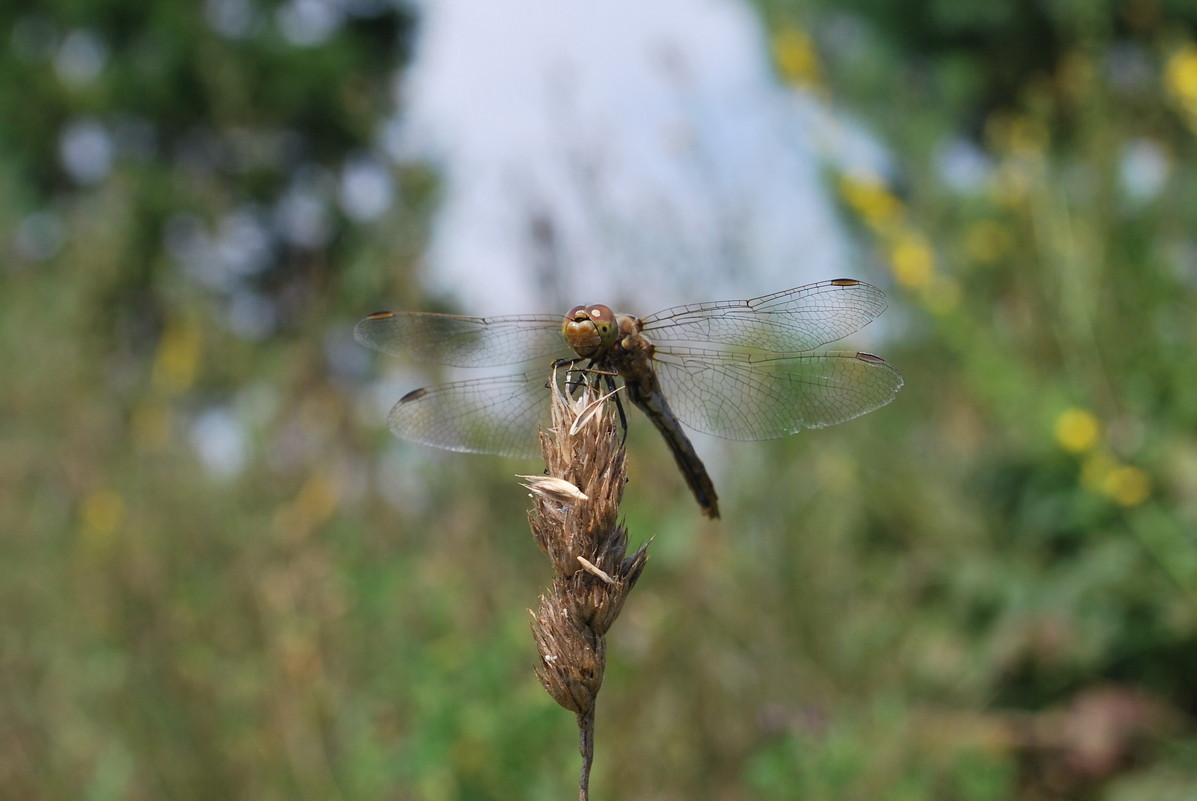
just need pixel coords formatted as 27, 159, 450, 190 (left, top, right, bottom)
562, 304, 617, 358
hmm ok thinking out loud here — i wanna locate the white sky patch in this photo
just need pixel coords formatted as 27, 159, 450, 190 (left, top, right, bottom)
339, 153, 395, 221
60, 117, 114, 184
1120, 138, 1169, 204
389, 0, 889, 316
190, 407, 250, 479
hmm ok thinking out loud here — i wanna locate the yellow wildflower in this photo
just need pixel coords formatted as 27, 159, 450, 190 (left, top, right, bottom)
1054, 408, 1100, 453
1102, 465, 1152, 507
1165, 43, 1197, 124
1079, 452, 1152, 507
889, 230, 935, 290
772, 26, 822, 88
838, 174, 903, 232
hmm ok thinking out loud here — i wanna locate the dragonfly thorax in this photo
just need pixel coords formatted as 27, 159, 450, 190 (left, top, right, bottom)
562, 304, 620, 358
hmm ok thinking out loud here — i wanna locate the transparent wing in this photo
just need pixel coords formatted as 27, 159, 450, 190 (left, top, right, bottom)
385, 372, 553, 458
639, 279, 888, 354
651, 347, 903, 440
354, 311, 566, 367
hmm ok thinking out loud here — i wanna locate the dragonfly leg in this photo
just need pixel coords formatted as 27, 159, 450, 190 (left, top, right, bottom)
553, 358, 606, 403
602, 372, 630, 446
554, 360, 627, 443
559, 360, 618, 399
548, 357, 584, 391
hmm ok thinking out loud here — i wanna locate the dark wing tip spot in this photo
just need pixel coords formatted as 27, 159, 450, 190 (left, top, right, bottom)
400, 387, 428, 403
364, 311, 396, 320
830, 278, 861, 287
855, 351, 887, 364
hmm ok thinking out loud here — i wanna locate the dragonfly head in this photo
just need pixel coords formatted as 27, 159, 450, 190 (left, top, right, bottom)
562, 304, 618, 358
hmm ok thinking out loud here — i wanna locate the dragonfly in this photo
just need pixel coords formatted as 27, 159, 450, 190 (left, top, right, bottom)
355, 278, 903, 519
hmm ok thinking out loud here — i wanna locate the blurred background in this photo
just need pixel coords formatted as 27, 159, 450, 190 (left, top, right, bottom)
2, 0, 1196, 798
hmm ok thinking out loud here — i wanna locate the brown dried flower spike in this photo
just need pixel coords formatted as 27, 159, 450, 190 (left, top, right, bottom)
521, 368, 649, 801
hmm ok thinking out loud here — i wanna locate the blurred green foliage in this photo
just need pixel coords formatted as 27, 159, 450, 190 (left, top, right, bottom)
2, 0, 1195, 799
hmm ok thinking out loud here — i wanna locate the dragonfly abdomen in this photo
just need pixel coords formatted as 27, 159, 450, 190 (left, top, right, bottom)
625, 379, 720, 519
613, 332, 720, 518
